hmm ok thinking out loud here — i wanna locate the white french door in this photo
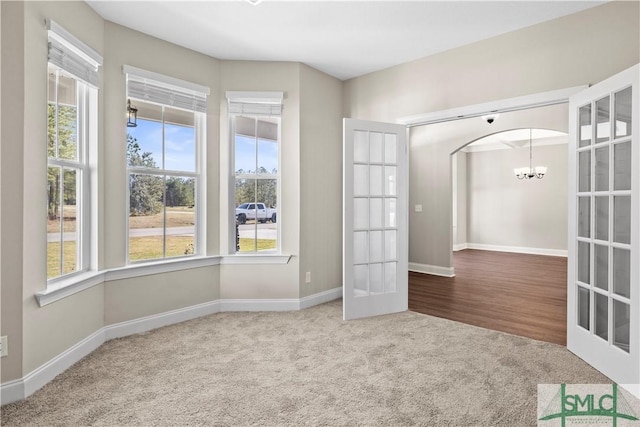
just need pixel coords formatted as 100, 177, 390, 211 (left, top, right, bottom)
568, 64, 639, 395
343, 118, 408, 320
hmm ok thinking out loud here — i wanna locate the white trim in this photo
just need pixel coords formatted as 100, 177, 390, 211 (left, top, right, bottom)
398, 85, 588, 127
104, 300, 221, 340
465, 243, 568, 257
36, 256, 222, 307
220, 298, 300, 312
299, 287, 343, 309
2, 288, 342, 405
122, 65, 210, 95
46, 19, 102, 66
453, 243, 468, 252
107, 256, 221, 281
225, 91, 283, 104
220, 254, 292, 265
408, 262, 455, 278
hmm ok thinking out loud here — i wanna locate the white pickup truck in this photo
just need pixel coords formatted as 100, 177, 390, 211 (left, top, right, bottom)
235, 203, 277, 224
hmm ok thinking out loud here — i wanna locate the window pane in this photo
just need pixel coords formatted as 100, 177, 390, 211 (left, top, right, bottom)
613, 141, 631, 191
594, 293, 608, 341
62, 169, 78, 275
164, 107, 195, 172
578, 242, 590, 285
613, 300, 630, 353
594, 244, 608, 291
256, 179, 277, 251
577, 285, 590, 331
129, 173, 165, 261
257, 138, 278, 174
595, 96, 610, 143
594, 146, 608, 191
47, 166, 62, 279
578, 151, 591, 192
594, 196, 608, 241
579, 104, 591, 147
578, 196, 590, 238
613, 248, 630, 299
614, 87, 632, 139
165, 177, 196, 258
613, 195, 631, 244
370, 132, 383, 163
127, 101, 163, 168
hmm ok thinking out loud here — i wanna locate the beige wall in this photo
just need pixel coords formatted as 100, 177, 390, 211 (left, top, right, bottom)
218, 61, 302, 299
1, 0, 25, 383
299, 64, 343, 298
345, 1, 639, 270
453, 152, 467, 246
466, 143, 568, 250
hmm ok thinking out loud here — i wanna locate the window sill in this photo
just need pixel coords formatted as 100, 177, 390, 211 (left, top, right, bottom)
35, 256, 222, 307
221, 254, 292, 265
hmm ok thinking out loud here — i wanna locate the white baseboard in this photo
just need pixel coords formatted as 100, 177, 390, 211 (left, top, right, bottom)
104, 300, 221, 340
0, 287, 342, 405
465, 243, 568, 257
408, 262, 455, 278
300, 287, 343, 309
453, 243, 468, 252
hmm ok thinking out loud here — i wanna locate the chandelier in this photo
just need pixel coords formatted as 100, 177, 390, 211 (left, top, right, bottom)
514, 129, 547, 180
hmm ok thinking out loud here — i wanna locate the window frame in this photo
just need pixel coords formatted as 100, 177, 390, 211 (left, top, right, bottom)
122, 65, 210, 266
227, 92, 283, 255
45, 18, 102, 286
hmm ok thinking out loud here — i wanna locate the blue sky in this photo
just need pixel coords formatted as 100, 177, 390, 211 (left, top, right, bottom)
235, 135, 278, 174
129, 121, 278, 174
128, 119, 195, 172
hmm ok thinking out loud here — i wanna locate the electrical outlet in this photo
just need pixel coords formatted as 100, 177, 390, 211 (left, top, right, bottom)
305, 272, 311, 283
1, 336, 7, 358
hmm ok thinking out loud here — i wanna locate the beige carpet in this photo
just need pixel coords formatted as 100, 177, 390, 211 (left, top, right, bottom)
1, 300, 609, 426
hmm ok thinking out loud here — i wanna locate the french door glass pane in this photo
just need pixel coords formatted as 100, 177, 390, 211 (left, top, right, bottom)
578, 196, 590, 238
613, 141, 631, 191
596, 96, 610, 143
579, 104, 592, 147
385, 198, 397, 228
384, 230, 397, 261
353, 231, 368, 264
578, 242, 590, 284
354, 130, 368, 163
370, 165, 382, 196
354, 264, 368, 294
369, 263, 383, 293
370, 132, 383, 163
384, 134, 397, 164
578, 151, 591, 192
385, 166, 397, 196
370, 198, 383, 229
595, 196, 608, 241
594, 244, 608, 291
577, 286, 590, 331
594, 292, 608, 341
613, 300, 630, 353
354, 198, 368, 230
612, 248, 630, 299
594, 147, 609, 191
384, 262, 397, 293
354, 165, 368, 196
613, 195, 631, 244
369, 231, 383, 263
614, 87, 632, 139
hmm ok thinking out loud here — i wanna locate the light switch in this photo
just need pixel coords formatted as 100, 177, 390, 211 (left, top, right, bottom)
414, 204, 423, 212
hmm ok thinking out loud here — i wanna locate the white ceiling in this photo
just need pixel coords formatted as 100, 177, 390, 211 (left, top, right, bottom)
86, 0, 605, 81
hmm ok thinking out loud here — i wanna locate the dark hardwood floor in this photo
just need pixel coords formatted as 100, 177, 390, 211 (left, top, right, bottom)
408, 249, 567, 345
